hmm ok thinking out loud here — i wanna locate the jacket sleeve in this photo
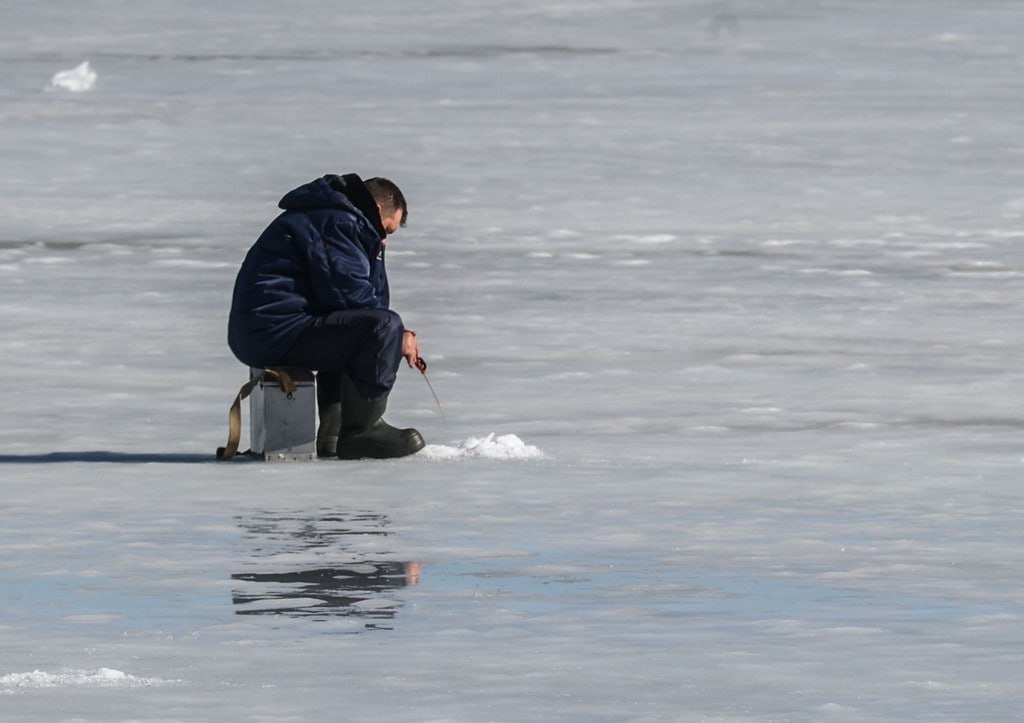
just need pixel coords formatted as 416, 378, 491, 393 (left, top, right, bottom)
306, 219, 387, 311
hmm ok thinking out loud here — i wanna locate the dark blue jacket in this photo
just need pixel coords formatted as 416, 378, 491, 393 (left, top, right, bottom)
227, 174, 390, 366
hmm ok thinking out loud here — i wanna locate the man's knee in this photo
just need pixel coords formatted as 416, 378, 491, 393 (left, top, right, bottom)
318, 308, 402, 339
372, 309, 404, 341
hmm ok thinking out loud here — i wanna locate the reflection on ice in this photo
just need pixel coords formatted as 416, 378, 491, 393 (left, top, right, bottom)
232, 563, 420, 620
231, 511, 419, 627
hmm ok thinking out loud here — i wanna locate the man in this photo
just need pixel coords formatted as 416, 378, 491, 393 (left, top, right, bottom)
227, 173, 425, 459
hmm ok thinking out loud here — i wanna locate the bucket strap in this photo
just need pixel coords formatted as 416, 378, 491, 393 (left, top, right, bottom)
215, 368, 298, 460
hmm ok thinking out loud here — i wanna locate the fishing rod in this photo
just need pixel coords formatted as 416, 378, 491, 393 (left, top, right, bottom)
415, 356, 446, 423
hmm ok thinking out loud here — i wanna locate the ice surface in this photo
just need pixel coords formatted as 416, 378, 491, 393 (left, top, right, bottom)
1, 0, 1023, 720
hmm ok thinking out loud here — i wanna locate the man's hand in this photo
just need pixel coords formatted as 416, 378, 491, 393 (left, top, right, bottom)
402, 329, 421, 368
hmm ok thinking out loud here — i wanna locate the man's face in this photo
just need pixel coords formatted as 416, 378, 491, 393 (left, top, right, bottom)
379, 207, 404, 238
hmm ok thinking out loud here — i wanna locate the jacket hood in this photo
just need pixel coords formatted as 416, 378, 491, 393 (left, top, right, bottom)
278, 173, 386, 239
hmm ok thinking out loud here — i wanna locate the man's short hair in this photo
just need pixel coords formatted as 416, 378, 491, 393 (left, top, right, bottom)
364, 177, 408, 227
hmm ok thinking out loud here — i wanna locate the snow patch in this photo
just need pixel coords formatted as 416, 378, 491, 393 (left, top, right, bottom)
0, 668, 181, 691
48, 61, 97, 92
421, 433, 544, 460
929, 32, 967, 43
613, 234, 677, 244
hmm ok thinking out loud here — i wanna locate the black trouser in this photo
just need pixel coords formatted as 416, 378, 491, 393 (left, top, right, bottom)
277, 309, 404, 401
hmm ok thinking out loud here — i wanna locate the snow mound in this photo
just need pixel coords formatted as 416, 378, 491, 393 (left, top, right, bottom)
0, 668, 180, 691
421, 433, 545, 460
48, 61, 97, 92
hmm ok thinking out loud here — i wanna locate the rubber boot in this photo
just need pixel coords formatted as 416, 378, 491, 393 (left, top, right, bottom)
316, 371, 343, 458
336, 376, 425, 460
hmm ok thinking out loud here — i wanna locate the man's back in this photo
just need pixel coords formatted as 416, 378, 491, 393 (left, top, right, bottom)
227, 175, 390, 367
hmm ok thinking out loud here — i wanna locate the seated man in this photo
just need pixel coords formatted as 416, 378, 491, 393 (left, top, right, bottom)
227, 173, 425, 459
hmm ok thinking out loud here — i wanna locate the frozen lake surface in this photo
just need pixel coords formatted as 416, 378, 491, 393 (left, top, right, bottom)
1, 1, 1022, 720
